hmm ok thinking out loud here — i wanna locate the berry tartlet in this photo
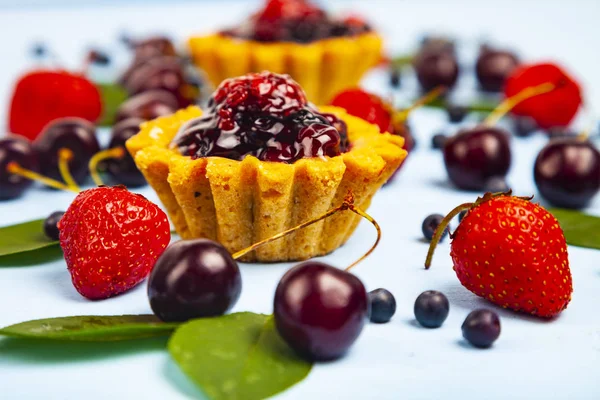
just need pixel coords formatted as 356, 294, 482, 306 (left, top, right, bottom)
126, 72, 405, 262
188, 0, 383, 104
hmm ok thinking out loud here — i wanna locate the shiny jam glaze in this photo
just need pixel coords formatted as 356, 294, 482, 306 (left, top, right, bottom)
172, 72, 348, 163
220, 0, 371, 43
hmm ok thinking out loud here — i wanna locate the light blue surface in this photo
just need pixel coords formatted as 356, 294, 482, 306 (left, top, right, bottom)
1, 1, 600, 399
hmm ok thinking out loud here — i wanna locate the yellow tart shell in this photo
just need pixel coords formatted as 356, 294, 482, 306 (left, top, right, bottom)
126, 105, 406, 262
188, 33, 383, 104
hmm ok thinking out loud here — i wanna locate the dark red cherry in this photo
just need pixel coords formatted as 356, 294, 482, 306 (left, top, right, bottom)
534, 138, 600, 209
273, 261, 369, 361
414, 50, 459, 91
443, 125, 512, 191
0, 137, 38, 200
123, 56, 194, 107
105, 118, 147, 187
33, 118, 100, 184
114, 90, 179, 123
475, 48, 520, 92
148, 239, 242, 322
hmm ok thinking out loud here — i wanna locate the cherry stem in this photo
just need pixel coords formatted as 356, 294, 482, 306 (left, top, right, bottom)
6, 162, 78, 193
484, 82, 555, 126
58, 148, 80, 192
424, 202, 473, 269
88, 147, 125, 187
394, 85, 447, 123
232, 192, 381, 272
424, 190, 520, 269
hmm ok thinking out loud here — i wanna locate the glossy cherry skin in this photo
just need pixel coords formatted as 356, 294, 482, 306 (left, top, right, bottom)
105, 118, 147, 187
273, 261, 369, 361
0, 137, 38, 200
414, 50, 459, 91
443, 126, 512, 191
475, 49, 519, 92
33, 118, 100, 184
148, 239, 242, 322
115, 90, 178, 123
534, 138, 600, 209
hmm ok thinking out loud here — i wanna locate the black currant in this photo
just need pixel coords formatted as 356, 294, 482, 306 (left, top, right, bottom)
422, 214, 449, 242
414, 290, 449, 328
368, 288, 396, 323
461, 309, 501, 348
43, 211, 64, 241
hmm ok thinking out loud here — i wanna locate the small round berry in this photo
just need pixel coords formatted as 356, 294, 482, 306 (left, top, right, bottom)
43, 211, 64, 241
0, 137, 38, 200
368, 288, 396, 323
461, 309, 501, 348
483, 176, 510, 193
148, 239, 242, 322
414, 290, 450, 328
422, 214, 449, 242
431, 133, 447, 149
105, 118, 147, 187
458, 210, 468, 222
274, 261, 368, 361
446, 104, 468, 123
512, 116, 537, 137
390, 69, 401, 88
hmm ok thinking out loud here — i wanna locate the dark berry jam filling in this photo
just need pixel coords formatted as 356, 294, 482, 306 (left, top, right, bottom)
171, 72, 348, 163
220, 0, 371, 44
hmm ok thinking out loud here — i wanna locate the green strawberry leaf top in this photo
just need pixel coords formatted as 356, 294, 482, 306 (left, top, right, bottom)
169, 312, 312, 400
550, 208, 600, 250
0, 315, 178, 341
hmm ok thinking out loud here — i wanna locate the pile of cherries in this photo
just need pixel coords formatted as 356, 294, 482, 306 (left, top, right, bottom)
172, 71, 348, 163
221, 0, 371, 44
146, 237, 501, 361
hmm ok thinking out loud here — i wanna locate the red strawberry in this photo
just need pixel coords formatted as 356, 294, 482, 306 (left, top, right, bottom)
9, 70, 102, 141
426, 193, 573, 318
58, 186, 170, 300
330, 88, 394, 134
504, 63, 582, 129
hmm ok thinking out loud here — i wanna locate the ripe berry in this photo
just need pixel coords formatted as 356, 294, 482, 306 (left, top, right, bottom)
33, 118, 100, 184
368, 288, 396, 323
443, 126, 511, 191
476, 48, 519, 92
148, 239, 242, 322
422, 214, 448, 242
114, 90, 178, 123
0, 137, 38, 200
43, 211, 64, 241
414, 50, 459, 92
330, 88, 392, 133
534, 138, 600, 209
512, 116, 538, 137
105, 118, 147, 187
431, 133, 447, 149
274, 261, 369, 361
446, 195, 573, 317
414, 290, 449, 328
446, 104, 468, 123
58, 186, 170, 300
462, 309, 501, 348
504, 63, 582, 129
9, 70, 102, 141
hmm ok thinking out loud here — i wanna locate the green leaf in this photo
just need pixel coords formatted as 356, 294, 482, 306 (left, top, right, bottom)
550, 208, 600, 250
169, 312, 312, 400
0, 244, 63, 267
423, 97, 498, 113
0, 219, 58, 257
0, 315, 178, 341
97, 82, 128, 127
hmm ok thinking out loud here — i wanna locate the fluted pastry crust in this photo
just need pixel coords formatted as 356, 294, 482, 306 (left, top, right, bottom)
126, 105, 406, 262
188, 33, 383, 104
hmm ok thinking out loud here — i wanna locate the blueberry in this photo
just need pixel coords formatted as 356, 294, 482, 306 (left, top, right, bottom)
43, 211, 64, 241
458, 210, 468, 222
512, 116, 537, 137
414, 290, 449, 328
446, 104, 468, 123
368, 288, 396, 323
431, 133, 447, 149
422, 214, 448, 242
483, 176, 510, 193
461, 309, 501, 348
390, 69, 402, 88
